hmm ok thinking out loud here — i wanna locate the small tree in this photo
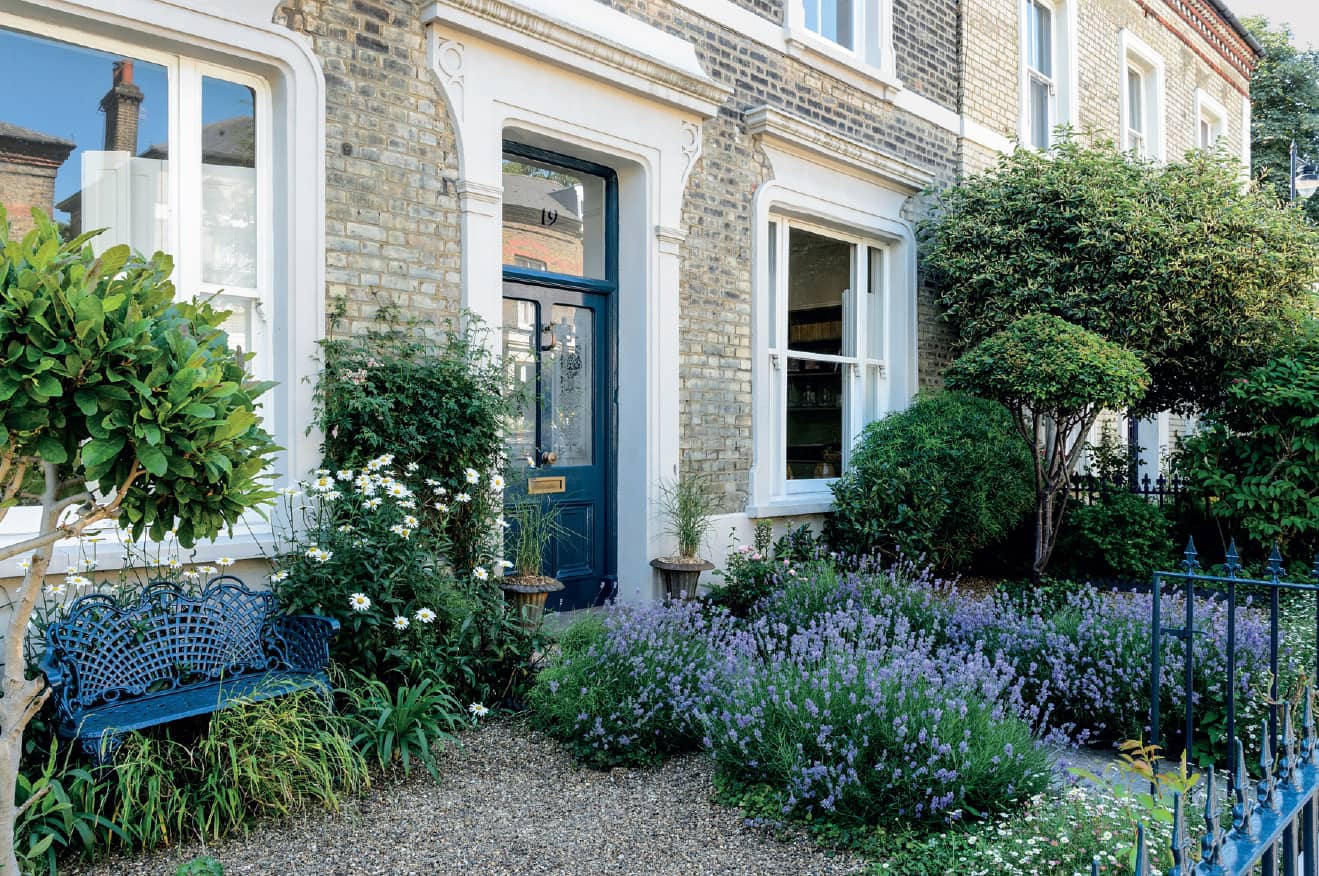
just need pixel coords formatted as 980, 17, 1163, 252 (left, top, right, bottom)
945, 314, 1150, 577
921, 138, 1319, 416
0, 210, 278, 873
1244, 17, 1319, 223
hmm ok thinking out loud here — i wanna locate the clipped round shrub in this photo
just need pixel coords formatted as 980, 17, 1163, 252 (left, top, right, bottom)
826, 393, 1034, 571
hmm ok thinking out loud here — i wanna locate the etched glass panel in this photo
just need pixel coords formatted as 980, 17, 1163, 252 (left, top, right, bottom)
547, 304, 593, 467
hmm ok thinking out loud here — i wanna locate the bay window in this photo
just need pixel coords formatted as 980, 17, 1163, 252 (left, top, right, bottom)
766, 219, 888, 490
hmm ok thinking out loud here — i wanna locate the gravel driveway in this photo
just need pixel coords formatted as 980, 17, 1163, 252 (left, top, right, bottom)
64, 719, 866, 876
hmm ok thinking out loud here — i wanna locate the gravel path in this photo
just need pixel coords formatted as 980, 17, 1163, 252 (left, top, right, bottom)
64, 719, 866, 876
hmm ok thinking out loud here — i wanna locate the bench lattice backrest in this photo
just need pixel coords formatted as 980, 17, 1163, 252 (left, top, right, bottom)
45, 578, 280, 713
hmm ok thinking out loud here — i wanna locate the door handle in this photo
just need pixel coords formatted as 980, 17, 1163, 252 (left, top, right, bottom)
540, 450, 558, 466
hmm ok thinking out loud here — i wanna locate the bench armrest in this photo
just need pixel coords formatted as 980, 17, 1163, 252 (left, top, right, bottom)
267, 614, 339, 672
37, 651, 65, 691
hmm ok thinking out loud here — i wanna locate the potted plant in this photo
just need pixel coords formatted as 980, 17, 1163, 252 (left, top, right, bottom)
650, 473, 719, 601
499, 501, 566, 625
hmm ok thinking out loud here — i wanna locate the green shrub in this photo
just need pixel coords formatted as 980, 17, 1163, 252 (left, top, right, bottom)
315, 301, 512, 573
1177, 322, 1319, 564
13, 741, 115, 875
1053, 491, 1175, 581
344, 670, 467, 780
826, 393, 1034, 572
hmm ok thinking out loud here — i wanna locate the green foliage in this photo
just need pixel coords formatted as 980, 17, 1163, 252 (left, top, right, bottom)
945, 314, 1150, 417
506, 501, 568, 579
175, 858, 224, 876
709, 522, 827, 616
13, 741, 117, 875
657, 473, 719, 559
1244, 17, 1319, 223
1176, 323, 1319, 561
315, 299, 513, 572
343, 670, 467, 780
1054, 492, 1175, 581
827, 392, 1034, 572
0, 208, 278, 545
920, 137, 1319, 416
104, 689, 366, 850
272, 468, 546, 702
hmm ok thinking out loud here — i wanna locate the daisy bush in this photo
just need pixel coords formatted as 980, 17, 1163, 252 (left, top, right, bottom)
270, 457, 535, 701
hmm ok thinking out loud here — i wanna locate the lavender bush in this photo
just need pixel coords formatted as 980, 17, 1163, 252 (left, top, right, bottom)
703, 608, 1053, 824
527, 602, 748, 768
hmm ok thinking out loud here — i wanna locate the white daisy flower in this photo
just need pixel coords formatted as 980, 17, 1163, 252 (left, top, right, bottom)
182, 570, 202, 581
166, 556, 182, 569
468, 702, 490, 718
389, 524, 412, 540
496, 559, 514, 570
490, 474, 506, 491
403, 515, 419, 528
216, 557, 236, 568
398, 499, 416, 509
336, 469, 354, 481
270, 570, 290, 583
405, 461, 420, 473
277, 486, 301, 497
434, 503, 450, 514
425, 478, 442, 488
311, 476, 335, 492
198, 565, 219, 575
47, 581, 68, 597
455, 492, 471, 504
464, 468, 480, 485
393, 615, 410, 631
306, 547, 334, 563
364, 497, 384, 510
472, 566, 489, 581
348, 592, 371, 612
414, 607, 437, 624
17, 559, 31, 571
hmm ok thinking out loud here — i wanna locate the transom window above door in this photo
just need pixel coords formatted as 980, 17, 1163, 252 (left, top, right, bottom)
501, 151, 608, 281
766, 219, 888, 489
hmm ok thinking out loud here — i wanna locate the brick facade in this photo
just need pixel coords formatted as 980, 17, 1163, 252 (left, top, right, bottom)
275, 0, 1251, 515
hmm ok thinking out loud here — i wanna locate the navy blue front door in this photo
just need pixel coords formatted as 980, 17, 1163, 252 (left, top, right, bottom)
502, 284, 612, 610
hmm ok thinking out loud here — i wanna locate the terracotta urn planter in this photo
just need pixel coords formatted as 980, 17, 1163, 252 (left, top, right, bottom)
650, 556, 714, 602
499, 575, 564, 626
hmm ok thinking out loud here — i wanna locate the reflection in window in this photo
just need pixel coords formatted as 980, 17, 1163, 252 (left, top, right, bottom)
501, 152, 606, 280
201, 77, 258, 291
0, 27, 169, 250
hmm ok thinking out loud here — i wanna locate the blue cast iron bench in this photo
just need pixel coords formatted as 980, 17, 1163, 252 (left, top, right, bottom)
38, 577, 339, 761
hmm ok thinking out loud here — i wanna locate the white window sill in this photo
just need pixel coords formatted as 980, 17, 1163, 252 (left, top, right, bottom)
746, 492, 836, 519
783, 27, 900, 100
0, 513, 276, 579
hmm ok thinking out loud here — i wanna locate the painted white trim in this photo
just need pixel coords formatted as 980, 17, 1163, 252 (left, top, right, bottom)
1194, 87, 1228, 151
748, 126, 919, 517
0, 0, 326, 576
1119, 29, 1167, 162
1240, 95, 1252, 174
424, 5, 714, 604
420, 0, 732, 117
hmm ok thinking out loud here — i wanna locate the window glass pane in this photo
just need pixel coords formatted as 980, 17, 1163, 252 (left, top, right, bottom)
502, 298, 539, 468
786, 358, 843, 481
201, 76, 257, 291
1029, 78, 1051, 149
210, 293, 255, 359
502, 152, 606, 280
805, 0, 854, 50
1030, 2, 1052, 76
787, 227, 851, 357
0, 28, 169, 253
1127, 69, 1144, 134
1199, 118, 1211, 148
866, 246, 884, 360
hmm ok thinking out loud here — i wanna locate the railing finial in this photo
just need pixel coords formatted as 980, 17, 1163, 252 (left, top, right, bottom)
1281, 701, 1302, 790
1170, 791, 1191, 876
1267, 543, 1286, 581
1259, 718, 1280, 812
1182, 537, 1200, 574
1233, 737, 1258, 838
1199, 768, 1224, 866
1224, 539, 1241, 577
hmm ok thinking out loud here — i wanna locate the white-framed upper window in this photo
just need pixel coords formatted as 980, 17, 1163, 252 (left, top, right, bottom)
1024, 0, 1056, 150
1196, 88, 1227, 150
765, 217, 888, 491
0, 22, 272, 373
794, 0, 891, 75
1118, 31, 1165, 161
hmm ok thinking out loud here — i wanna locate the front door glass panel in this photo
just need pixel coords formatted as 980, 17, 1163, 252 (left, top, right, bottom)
547, 304, 593, 467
